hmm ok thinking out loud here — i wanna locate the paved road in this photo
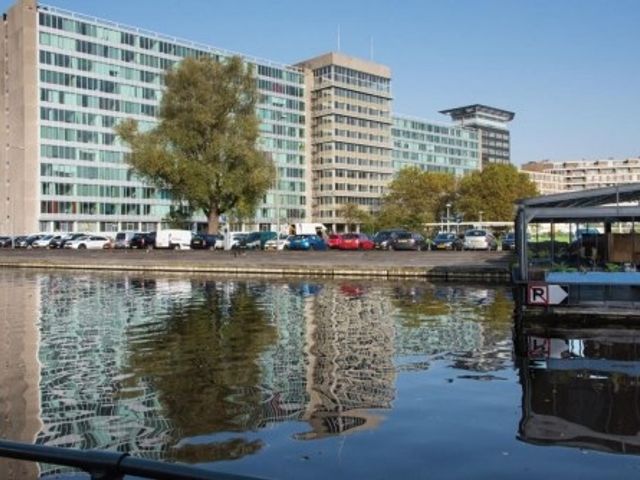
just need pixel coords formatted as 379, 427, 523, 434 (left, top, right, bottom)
0, 249, 514, 281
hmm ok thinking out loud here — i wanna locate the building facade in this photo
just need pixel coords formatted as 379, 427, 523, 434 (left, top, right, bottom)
1, 0, 310, 235
296, 52, 394, 233
440, 104, 514, 167
522, 158, 640, 193
392, 115, 480, 176
0, 0, 493, 235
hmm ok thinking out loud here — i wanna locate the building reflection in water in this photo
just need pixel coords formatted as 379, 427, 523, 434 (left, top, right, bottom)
0, 271, 41, 479
516, 323, 640, 455
21, 273, 514, 471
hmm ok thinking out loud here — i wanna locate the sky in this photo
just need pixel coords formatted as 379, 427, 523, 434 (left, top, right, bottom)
3, 0, 639, 165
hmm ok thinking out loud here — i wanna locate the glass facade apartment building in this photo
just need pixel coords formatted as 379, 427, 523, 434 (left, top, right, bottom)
392, 116, 480, 176
0, 0, 496, 235
1, 0, 309, 234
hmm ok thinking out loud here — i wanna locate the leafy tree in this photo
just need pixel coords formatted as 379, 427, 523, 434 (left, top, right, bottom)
117, 56, 275, 234
163, 204, 193, 229
457, 164, 538, 221
338, 203, 373, 233
122, 281, 277, 461
377, 167, 456, 232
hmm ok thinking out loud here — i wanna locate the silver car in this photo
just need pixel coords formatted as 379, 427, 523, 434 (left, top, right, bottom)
463, 229, 497, 251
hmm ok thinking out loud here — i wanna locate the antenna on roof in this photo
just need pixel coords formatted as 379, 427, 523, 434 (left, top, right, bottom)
337, 24, 341, 52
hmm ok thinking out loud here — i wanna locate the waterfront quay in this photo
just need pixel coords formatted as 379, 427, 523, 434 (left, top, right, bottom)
0, 249, 512, 281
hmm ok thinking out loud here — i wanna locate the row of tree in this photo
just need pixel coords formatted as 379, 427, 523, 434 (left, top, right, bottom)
341, 164, 538, 234
117, 55, 538, 235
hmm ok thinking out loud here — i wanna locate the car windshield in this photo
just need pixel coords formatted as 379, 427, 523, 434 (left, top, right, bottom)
466, 230, 487, 237
505, 233, 515, 240
342, 234, 358, 239
396, 232, 412, 239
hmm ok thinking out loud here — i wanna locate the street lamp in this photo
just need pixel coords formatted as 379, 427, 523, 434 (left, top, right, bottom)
479, 210, 484, 225
445, 203, 451, 232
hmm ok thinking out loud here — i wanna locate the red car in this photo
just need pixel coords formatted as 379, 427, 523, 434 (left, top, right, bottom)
339, 233, 375, 250
327, 234, 343, 249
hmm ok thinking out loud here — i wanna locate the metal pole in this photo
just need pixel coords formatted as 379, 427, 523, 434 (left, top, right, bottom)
446, 204, 451, 232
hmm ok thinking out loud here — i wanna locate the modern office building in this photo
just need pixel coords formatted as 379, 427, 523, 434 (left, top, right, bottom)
522, 158, 640, 193
1, 0, 309, 235
440, 104, 514, 167
392, 115, 480, 176
0, 0, 493, 235
296, 52, 394, 232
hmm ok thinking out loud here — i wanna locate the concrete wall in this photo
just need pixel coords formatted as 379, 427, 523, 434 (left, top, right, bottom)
0, 0, 39, 235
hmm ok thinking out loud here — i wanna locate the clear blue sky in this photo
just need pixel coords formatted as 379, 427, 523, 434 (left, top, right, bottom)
5, 0, 640, 164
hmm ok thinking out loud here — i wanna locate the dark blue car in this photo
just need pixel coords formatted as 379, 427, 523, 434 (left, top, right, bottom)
286, 234, 327, 251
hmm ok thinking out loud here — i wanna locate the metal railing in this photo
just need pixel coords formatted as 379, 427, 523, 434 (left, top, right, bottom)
0, 439, 264, 480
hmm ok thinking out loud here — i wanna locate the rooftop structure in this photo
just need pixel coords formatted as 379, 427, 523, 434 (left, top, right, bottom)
441, 104, 515, 167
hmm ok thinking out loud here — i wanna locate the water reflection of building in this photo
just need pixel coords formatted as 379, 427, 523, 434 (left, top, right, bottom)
517, 325, 640, 455
0, 270, 41, 479
301, 284, 396, 438
34, 274, 188, 474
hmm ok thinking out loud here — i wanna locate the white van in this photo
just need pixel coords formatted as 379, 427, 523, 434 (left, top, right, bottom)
289, 223, 327, 236
155, 229, 192, 249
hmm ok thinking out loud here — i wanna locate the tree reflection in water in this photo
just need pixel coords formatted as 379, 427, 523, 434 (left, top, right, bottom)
122, 281, 277, 462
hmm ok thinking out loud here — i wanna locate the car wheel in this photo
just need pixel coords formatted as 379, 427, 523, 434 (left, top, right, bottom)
78, 244, 87, 249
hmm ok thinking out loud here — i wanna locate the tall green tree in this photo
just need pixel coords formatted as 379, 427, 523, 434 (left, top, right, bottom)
338, 203, 373, 233
378, 167, 456, 232
117, 56, 275, 234
457, 164, 538, 221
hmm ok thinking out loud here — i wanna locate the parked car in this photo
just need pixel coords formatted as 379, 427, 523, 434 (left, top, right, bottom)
57, 233, 86, 249
114, 231, 139, 249
241, 231, 277, 250
214, 232, 248, 250
501, 232, 516, 251
0, 236, 13, 247
388, 231, 428, 251
191, 233, 220, 250
339, 233, 375, 250
64, 235, 111, 250
463, 229, 497, 251
431, 232, 460, 251
13, 235, 29, 248
373, 229, 408, 250
155, 229, 192, 249
264, 234, 292, 251
130, 232, 156, 249
327, 234, 344, 249
20, 234, 46, 249
286, 234, 327, 251
32, 234, 63, 248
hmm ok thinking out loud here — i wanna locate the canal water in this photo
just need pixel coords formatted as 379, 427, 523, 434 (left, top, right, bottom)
1, 270, 640, 479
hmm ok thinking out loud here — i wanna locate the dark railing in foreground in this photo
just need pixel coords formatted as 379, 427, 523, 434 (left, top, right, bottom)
0, 439, 264, 480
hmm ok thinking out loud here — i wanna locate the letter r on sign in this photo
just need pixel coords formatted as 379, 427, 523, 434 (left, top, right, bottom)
528, 285, 548, 305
